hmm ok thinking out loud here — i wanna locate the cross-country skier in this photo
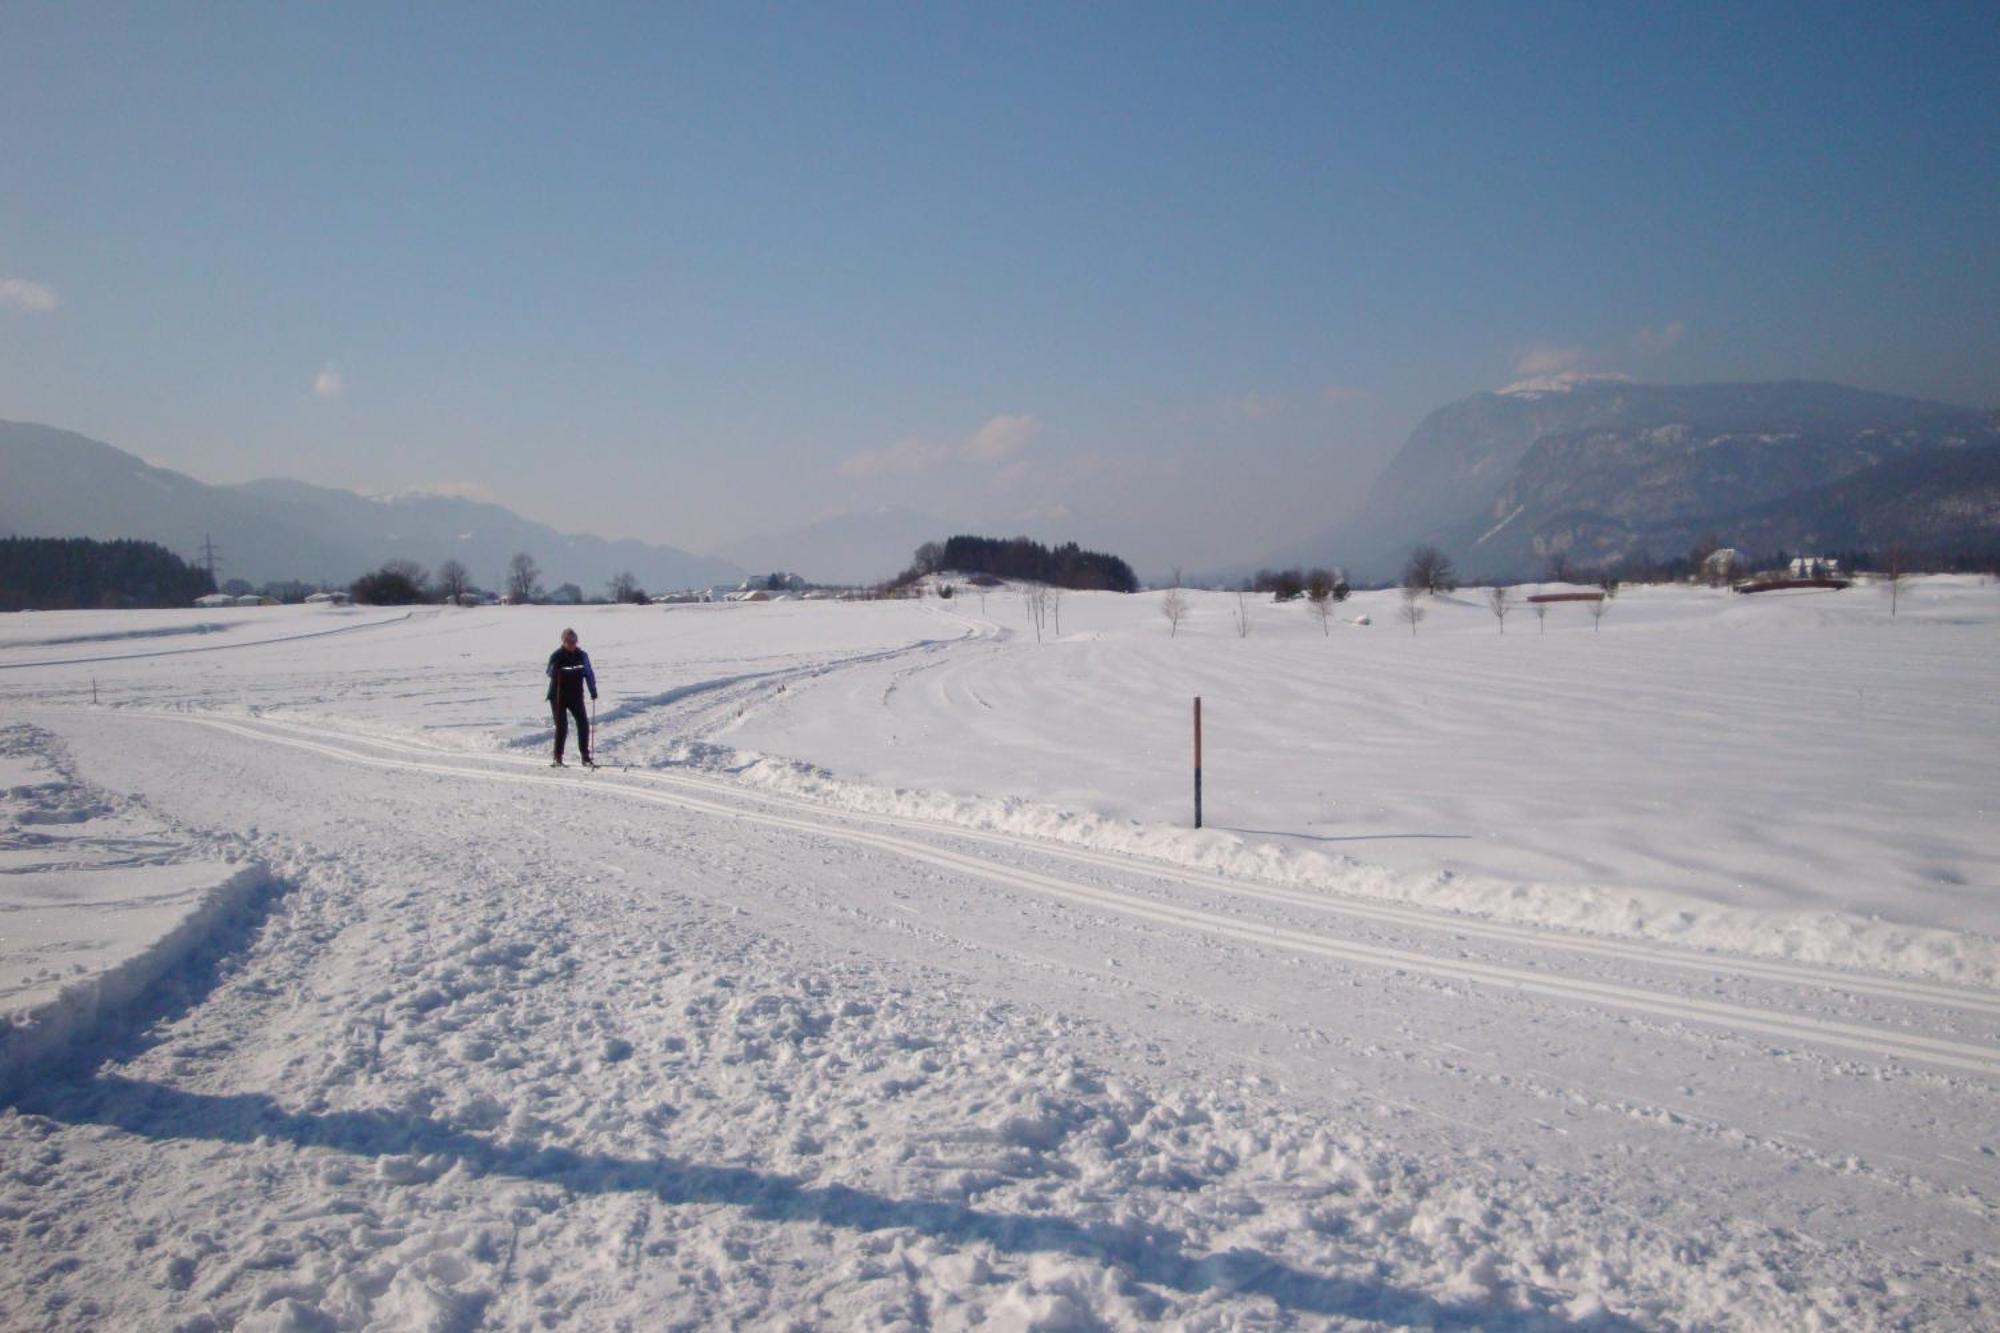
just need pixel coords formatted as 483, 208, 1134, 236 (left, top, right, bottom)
546, 627, 598, 767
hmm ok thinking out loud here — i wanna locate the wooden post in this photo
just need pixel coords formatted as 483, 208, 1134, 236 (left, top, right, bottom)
1193, 696, 1203, 829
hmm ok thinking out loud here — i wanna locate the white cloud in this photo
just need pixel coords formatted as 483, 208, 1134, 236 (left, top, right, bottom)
0, 278, 58, 313
1632, 320, 1687, 356
840, 414, 1042, 478
1498, 370, 1634, 396
313, 364, 345, 399
1513, 343, 1587, 377
962, 414, 1041, 462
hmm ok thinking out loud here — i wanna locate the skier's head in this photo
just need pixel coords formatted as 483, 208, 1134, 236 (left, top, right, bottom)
561, 628, 578, 648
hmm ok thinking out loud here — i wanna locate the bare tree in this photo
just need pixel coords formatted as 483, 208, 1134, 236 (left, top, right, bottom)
1048, 587, 1063, 637
1487, 585, 1511, 633
1022, 586, 1048, 643
1233, 591, 1252, 638
1160, 587, 1190, 637
507, 552, 542, 603
1309, 587, 1336, 636
1532, 601, 1549, 634
436, 559, 470, 603
1884, 546, 1909, 618
1399, 585, 1425, 635
608, 570, 646, 604
1304, 566, 1349, 604
1402, 545, 1456, 595
1589, 596, 1609, 633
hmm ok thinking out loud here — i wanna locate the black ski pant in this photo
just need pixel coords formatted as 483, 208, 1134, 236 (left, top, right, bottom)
552, 691, 590, 762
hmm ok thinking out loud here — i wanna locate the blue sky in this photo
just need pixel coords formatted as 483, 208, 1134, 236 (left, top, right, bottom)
3, 2, 1995, 571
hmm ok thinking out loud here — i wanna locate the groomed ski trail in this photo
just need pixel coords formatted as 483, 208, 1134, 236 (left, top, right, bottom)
101, 708, 2000, 1078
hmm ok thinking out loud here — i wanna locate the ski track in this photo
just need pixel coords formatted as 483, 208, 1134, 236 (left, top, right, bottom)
116, 709, 2000, 1078
0, 610, 420, 670
7, 592, 1998, 1330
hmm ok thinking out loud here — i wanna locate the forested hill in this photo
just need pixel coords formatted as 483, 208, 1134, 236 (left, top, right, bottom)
0, 537, 217, 610
908, 535, 1139, 592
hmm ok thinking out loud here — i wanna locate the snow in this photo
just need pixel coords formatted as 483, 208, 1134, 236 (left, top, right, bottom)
0, 583, 1995, 1328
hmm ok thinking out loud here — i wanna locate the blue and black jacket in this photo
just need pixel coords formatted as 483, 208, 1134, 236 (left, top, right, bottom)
546, 647, 598, 704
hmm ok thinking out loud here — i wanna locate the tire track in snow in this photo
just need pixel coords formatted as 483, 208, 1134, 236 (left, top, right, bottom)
113, 710, 2000, 1077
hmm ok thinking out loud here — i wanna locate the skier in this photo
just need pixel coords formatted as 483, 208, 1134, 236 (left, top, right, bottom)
545, 627, 598, 767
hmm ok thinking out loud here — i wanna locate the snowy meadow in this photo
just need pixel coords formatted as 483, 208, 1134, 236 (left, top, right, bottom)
1, 578, 1996, 1329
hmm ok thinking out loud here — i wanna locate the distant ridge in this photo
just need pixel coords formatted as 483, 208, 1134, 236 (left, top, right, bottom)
0, 420, 743, 593
1284, 381, 1999, 580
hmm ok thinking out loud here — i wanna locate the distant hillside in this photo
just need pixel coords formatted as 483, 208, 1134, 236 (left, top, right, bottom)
0, 420, 743, 593
0, 536, 215, 611
709, 508, 959, 586
1284, 381, 1998, 580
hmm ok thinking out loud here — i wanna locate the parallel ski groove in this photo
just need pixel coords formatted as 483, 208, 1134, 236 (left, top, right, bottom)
141, 711, 2000, 1077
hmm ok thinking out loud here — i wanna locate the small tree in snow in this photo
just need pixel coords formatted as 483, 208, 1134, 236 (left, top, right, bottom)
1399, 585, 1425, 636
1233, 591, 1253, 638
1532, 601, 1549, 634
1487, 586, 1511, 633
1160, 588, 1189, 637
1589, 596, 1609, 633
1884, 546, 1909, 618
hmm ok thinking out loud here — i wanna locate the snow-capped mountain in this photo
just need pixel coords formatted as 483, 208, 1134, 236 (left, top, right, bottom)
0, 419, 742, 593
1293, 380, 1999, 581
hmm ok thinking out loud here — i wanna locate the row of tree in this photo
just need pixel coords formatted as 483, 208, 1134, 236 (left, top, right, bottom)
0, 537, 215, 611
349, 553, 653, 606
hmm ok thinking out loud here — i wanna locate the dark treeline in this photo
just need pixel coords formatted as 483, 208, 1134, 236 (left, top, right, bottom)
0, 537, 216, 611
905, 535, 1139, 593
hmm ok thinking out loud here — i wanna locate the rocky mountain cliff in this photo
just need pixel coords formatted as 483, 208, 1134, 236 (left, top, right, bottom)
0, 420, 742, 593
1306, 380, 1999, 580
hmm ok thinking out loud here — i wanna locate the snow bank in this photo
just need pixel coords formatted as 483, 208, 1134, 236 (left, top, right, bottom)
0, 721, 276, 1095
0, 860, 273, 1096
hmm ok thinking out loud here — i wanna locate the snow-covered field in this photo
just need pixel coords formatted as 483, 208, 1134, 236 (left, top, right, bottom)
1, 580, 1995, 1329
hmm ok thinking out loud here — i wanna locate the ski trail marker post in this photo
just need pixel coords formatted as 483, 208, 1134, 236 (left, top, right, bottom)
1193, 696, 1203, 829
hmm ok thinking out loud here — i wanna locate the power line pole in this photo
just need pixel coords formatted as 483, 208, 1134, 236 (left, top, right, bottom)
198, 534, 221, 586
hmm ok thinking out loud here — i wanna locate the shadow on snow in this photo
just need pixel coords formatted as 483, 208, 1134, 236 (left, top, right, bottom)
12, 1074, 1637, 1330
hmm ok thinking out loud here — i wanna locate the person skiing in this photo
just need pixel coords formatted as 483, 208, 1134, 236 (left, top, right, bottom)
545, 627, 598, 767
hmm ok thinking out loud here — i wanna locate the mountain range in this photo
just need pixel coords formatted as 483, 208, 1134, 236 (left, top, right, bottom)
9, 379, 2000, 597
1298, 379, 2000, 582
0, 420, 742, 594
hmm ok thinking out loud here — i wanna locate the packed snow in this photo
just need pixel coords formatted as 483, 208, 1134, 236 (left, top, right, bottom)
0, 578, 1995, 1329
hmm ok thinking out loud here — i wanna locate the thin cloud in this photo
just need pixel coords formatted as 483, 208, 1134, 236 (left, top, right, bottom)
1222, 392, 1282, 421
0, 278, 58, 313
962, 414, 1041, 463
1514, 343, 1586, 377
313, 364, 345, 399
840, 414, 1043, 478
839, 436, 952, 478
1321, 385, 1368, 405
1632, 321, 1687, 356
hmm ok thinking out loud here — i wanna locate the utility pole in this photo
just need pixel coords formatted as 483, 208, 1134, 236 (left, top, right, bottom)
198, 534, 222, 586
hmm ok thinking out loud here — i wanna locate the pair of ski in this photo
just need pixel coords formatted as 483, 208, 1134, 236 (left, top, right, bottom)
551, 758, 597, 769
